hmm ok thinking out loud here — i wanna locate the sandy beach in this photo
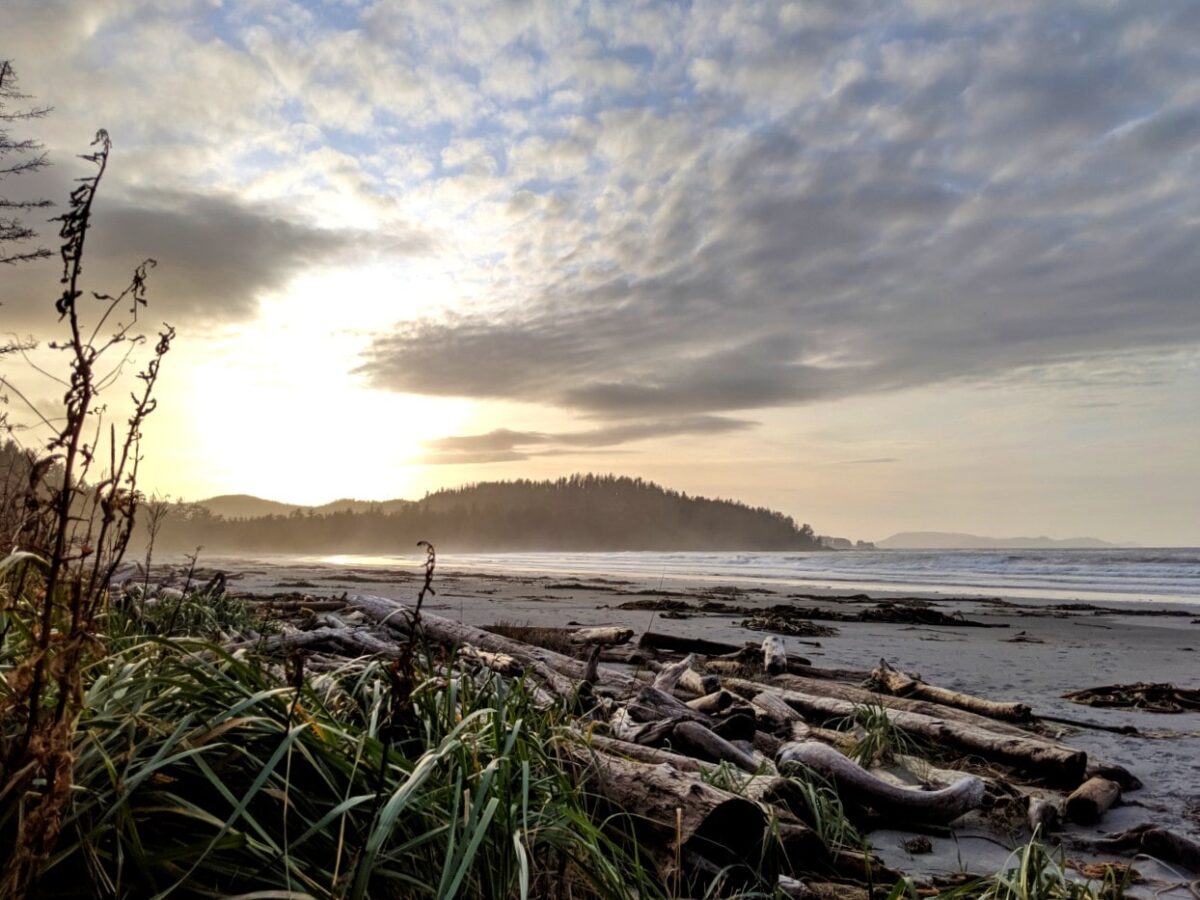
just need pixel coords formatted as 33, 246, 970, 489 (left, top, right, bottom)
182, 552, 1200, 888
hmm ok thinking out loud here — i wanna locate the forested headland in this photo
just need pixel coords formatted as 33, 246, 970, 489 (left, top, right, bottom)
150, 474, 821, 553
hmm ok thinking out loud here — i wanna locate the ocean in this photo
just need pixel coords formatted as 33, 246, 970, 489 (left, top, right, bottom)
300, 547, 1200, 606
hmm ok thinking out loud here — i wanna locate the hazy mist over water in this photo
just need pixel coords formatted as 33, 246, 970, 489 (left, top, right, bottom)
267, 548, 1200, 606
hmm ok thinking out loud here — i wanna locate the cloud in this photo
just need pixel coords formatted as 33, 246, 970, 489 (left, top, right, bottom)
422, 415, 755, 463
1, 189, 432, 328
7, 0, 1200, 440
355, 1, 1200, 422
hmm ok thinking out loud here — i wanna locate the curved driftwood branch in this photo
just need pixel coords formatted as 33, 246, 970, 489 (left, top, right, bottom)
777, 741, 985, 824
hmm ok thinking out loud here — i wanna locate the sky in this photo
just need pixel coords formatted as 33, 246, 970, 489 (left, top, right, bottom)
2, 0, 1199, 546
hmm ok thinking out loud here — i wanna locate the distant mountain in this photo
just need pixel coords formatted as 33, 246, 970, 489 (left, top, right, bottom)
165, 475, 822, 553
877, 531, 1121, 550
192, 495, 414, 519
193, 494, 302, 519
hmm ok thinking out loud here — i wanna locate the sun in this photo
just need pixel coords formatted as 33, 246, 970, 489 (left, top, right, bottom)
137, 264, 473, 504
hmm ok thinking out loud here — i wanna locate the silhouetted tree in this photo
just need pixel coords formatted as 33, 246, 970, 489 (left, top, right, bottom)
0, 60, 52, 266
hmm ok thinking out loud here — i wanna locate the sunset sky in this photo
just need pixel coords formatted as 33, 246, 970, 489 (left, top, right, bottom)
4, 0, 1199, 546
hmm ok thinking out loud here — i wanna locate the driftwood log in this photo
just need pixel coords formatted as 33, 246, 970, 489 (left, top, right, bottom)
571, 626, 634, 646
578, 751, 768, 873
1064, 776, 1120, 825
672, 720, 762, 773
778, 741, 985, 824
870, 659, 1032, 722
686, 690, 737, 715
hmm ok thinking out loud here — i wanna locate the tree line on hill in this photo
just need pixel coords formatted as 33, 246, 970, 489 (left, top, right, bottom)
153, 474, 821, 554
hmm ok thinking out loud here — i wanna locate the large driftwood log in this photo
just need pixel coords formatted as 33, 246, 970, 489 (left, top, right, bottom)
578, 752, 768, 872
734, 680, 1086, 784
672, 720, 762, 773
870, 659, 1032, 722
777, 741, 985, 824
584, 733, 706, 773
1064, 776, 1120, 825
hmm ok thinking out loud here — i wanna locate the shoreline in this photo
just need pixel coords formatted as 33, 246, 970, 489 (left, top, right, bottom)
177, 549, 1200, 609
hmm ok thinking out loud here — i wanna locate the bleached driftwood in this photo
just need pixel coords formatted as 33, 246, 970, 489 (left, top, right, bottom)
570, 626, 634, 646
727, 677, 1087, 784
652, 654, 697, 693
686, 690, 737, 715
870, 659, 1032, 722
763, 636, 788, 675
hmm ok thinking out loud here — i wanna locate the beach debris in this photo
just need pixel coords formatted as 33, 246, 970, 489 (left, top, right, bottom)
1005, 630, 1045, 643
869, 659, 1032, 722
1065, 776, 1122, 825
1081, 824, 1200, 874
857, 602, 1005, 628
901, 836, 933, 854
615, 597, 691, 611
740, 614, 838, 637
1063, 682, 1200, 713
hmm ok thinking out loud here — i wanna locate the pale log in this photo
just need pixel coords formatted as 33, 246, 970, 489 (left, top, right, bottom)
686, 690, 737, 715
726, 677, 1087, 784
571, 626, 634, 645
870, 659, 1031, 722
763, 636, 788, 675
